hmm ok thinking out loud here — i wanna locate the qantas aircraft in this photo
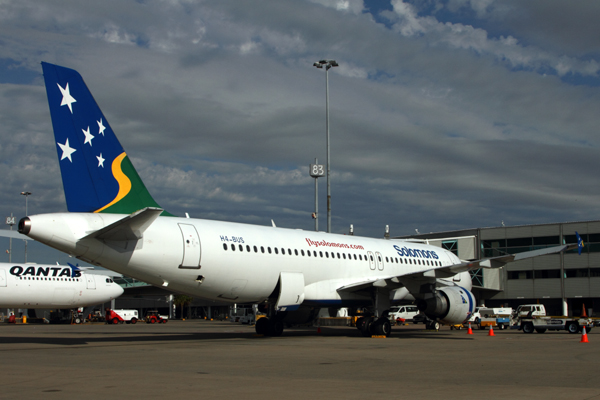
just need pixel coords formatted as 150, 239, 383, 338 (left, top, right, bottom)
0, 262, 123, 309
17, 62, 581, 336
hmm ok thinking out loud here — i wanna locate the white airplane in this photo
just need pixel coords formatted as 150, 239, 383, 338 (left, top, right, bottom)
17, 62, 581, 336
0, 262, 123, 309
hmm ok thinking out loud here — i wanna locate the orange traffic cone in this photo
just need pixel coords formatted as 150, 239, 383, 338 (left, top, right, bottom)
467, 323, 473, 335
581, 327, 589, 343
582, 304, 588, 318
488, 325, 495, 336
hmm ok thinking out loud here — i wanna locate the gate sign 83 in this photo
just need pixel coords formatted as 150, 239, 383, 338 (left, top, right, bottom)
309, 164, 325, 178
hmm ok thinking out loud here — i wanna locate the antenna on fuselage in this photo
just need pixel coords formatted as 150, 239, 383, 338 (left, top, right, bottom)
349, 224, 354, 235
384, 225, 390, 239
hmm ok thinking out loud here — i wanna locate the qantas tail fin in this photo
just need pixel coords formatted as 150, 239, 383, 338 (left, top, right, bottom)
41, 62, 171, 215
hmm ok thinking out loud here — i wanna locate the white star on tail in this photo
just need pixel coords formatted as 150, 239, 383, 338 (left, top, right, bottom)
57, 139, 76, 162
57, 83, 76, 113
97, 153, 105, 168
82, 126, 94, 146
97, 118, 106, 136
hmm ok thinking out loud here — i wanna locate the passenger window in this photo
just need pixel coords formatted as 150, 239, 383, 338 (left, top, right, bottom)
354, 254, 357, 260
254, 246, 258, 253
239, 244, 243, 252
307, 250, 310, 257
246, 245, 251, 252
288, 249, 292, 255
343, 254, 346, 259
281, 248, 285, 255
314, 251, 318, 257
300, 250, 304, 256
319, 251, 323, 258
325, 252, 329, 258
385, 257, 389, 262
295, 249, 298, 256
231, 245, 236, 251
261, 246, 265, 253
274, 248, 279, 254
223, 243, 228, 250
268, 247, 272, 254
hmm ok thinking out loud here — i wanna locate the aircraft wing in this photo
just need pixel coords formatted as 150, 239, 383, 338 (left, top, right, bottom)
337, 241, 581, 294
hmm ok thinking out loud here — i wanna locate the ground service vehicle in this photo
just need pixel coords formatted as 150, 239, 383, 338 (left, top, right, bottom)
105, 309, 124, 324
389, 305, 419, 323
112, 309, 139, 324
145, 311, 168, 324
519, 316, 593, 334
230, 306, 256, 324
477, 307, 512, 330
515, 304, 546, 318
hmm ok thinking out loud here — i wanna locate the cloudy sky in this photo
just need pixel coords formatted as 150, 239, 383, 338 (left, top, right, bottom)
1, 0, 600, 264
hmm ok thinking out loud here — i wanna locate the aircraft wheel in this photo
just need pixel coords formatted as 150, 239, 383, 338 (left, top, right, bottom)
376, 319, 391, 337
269, 320, 284, 337
360, 317, 374, 337
255, 317, 269, 335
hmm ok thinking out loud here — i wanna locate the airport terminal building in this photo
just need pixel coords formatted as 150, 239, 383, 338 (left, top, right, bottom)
396, 220, 600, 317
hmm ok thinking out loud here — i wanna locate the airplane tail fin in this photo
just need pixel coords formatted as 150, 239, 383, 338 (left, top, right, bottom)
41, 62, 171, 215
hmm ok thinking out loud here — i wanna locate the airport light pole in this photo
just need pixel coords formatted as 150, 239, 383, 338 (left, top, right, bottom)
313, 59, 338, 233
20, 191, 31, 263
309, 158, 325, 231
5, 213, 15, 263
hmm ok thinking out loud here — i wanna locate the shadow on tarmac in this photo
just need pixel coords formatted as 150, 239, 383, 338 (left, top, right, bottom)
0, 324, 476, 346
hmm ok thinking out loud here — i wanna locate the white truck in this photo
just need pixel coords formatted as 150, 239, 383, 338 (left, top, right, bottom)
230, 306, 256, 325
466, 307, 513, 330
388, 305, 419, 324
112, 309, 139, 324
515, 304, 594, 334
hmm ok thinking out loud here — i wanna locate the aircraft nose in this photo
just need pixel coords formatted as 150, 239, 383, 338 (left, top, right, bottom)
113, 284, 124, 298
18, 217, 31, 235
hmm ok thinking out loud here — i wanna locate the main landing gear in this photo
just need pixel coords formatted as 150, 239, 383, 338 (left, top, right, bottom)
255, 317, 284, 337
356, 316, 392, 337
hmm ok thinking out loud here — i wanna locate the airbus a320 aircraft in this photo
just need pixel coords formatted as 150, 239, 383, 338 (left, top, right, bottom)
0, 262, 123, 309
18, 62, 581, 336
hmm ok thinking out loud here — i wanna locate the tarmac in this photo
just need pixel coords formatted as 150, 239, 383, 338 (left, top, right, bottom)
0, 320, 599, 400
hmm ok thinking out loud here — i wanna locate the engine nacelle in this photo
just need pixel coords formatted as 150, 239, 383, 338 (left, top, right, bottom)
417, 286, 475, 325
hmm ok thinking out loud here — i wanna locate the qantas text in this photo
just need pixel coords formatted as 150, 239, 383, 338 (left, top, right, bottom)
10, 266, 81, 278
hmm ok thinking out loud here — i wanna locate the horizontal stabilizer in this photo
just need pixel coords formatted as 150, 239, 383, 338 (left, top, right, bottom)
0, 230, 33, 240
81, 207, 163, 241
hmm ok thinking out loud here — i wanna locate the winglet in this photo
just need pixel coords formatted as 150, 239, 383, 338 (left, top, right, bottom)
576, 232, 584, 255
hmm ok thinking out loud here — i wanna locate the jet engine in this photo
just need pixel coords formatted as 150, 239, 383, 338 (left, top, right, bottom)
416, 286, 475, 325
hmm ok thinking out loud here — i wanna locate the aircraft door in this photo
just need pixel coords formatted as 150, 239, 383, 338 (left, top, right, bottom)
86, 274, 96, 289
0, 269, 6, 287
367, 251, 375, 270
179, 224, 201, 269
375, 251, 384, 271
